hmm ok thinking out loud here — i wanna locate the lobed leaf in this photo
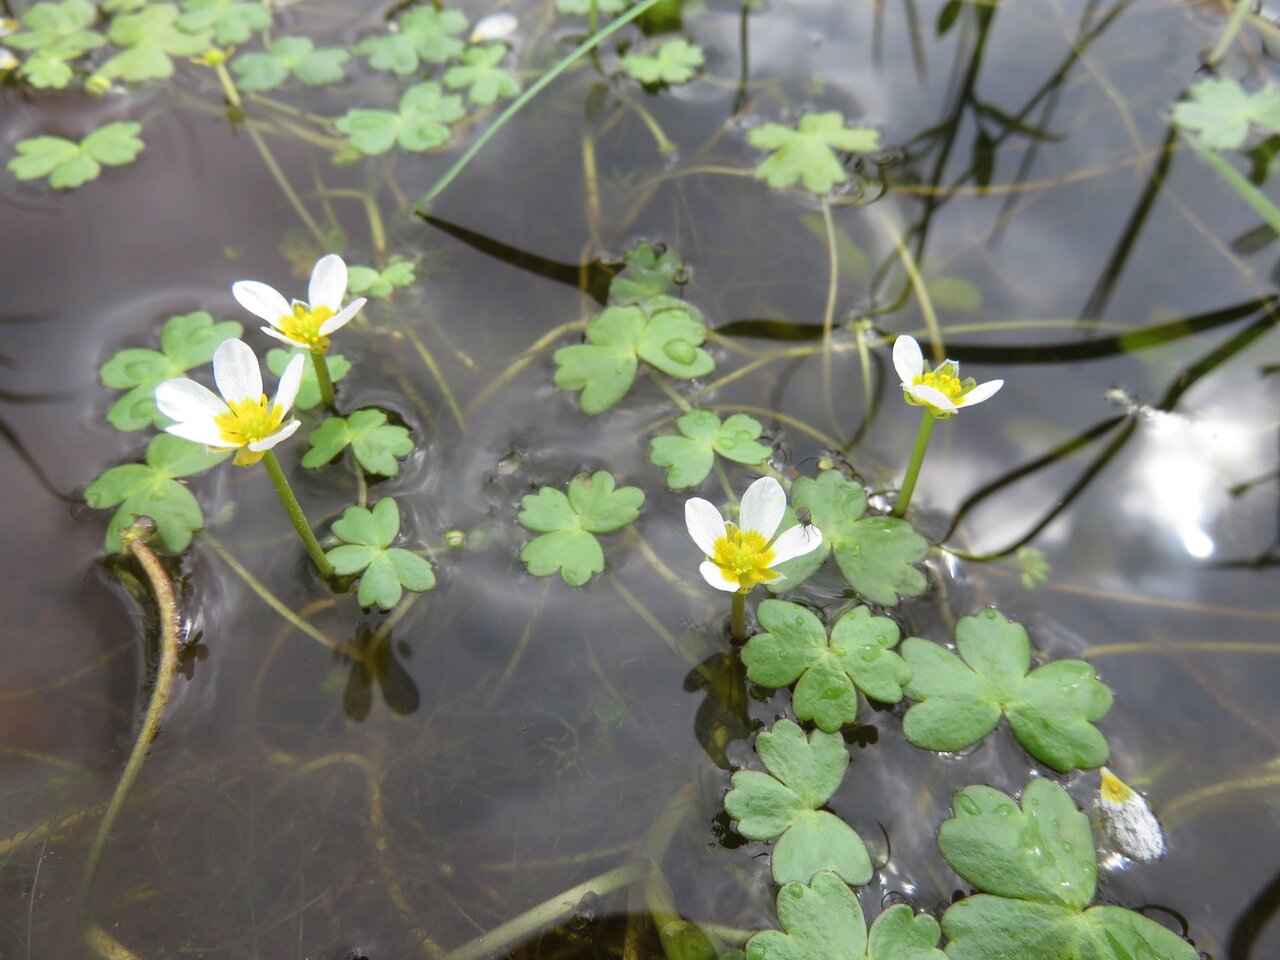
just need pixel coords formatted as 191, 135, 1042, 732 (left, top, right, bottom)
749, 112, 880, 194
327, 499, 434, 610
302, 409, 413, 477
517, 472, 643, 585
621, 38, 705, 86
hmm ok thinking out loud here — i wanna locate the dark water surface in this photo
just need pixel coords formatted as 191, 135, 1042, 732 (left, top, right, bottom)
2, 0, 1279, 957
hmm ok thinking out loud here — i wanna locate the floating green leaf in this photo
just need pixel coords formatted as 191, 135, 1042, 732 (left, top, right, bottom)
1171, 77, 1280, 150
556, 0, 626, 13
100, 311, 242, 431
610, 242, 685, 306
768, 471, 927, 606
517, 471, 644, 586
938, 780, 1198, 960
326, 499, 435, 611
302, 409, 413, 477
901, 609, 1113, 772
265, 349, 350, 411
443, 43, 520, 106
178, 0, 271, 45
5, 0, 104, 89
747, 872, 867, 960
724, 719, 870, 886
85, 434, 229, 554
335, 82, 465, 155
355, 7, 467, 76
865, 905, 946, 960
749, 112, 880, 194
231, 35, 348, 92
554, 297, 714, 414
649, 410, 771, 489
925, 275, 982, 312
347, 258, 416, 299
742, 601, 911, 733
621, 38, 704, 85
92, 4, 211, 84
9, 122, 145, 190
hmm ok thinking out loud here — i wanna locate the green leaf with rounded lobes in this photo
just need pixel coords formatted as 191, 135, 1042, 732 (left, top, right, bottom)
178, 0, 270, 46
355, 7, 467, 75
865, 904, 945, 960
650, 410, 772, 490
746, 871, 867, 960
520, 528, 602, 586
232, 35, 347, 92
443, 43, 520, 105
634, 298, 714, 378
553, 307, 645, 414
610, 242, 685, 306
567, 470, 644, 532
7, 0, 103, 64
347, 258, 416, 298
94, 4, 210, 84
326, 499, 434, 611
622, 38, 704, 86
750, 112, 880, 194
517, 472, 643, 585
902, 609, 1113, 772
1171, 77, 1280, 150
301, 409, 413, 477
10, 122, 144, 190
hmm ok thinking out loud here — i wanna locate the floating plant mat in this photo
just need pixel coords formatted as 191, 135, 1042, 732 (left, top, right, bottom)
1, 0, 1279, 958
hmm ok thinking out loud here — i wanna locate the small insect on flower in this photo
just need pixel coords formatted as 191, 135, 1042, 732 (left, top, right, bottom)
893, 335, 1003, 418
685, 476, 824, 593
1098, 767, 1166, 862
154, 339, 304, 467
232, 253, 367, 352
795, 507, 817, 541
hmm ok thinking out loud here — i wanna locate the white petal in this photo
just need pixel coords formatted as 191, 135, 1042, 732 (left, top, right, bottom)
309, 254, 348, 311
213, 339, 263, 403
260, 325, 309, 349
893, 335, 924, 387
154, 377, 229, 423
739, 476, 786, 539
909, 383, 956, 413
699, 561, 741, 593
164, 420, 234, 448
471, 12, 517, 42
272, 353, 306, 414
232, 280, 292, 326
247, 418, 301, 452
685, 498, 727, 556
770, 523, 824, 565
317, 297, 366, 336
955, 379, 1004, 407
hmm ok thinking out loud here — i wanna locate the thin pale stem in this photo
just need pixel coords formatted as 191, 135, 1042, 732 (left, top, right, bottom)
891, 410, 936, 518
1208, 0, 1252, 66
262, 451, 335, 578
731, 591, 747, 642
310, 348, 336, 409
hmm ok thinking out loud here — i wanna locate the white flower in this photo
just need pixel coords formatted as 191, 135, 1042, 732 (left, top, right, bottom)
1098, 767, 1166, 862
893, 335, 1003, 418
232, 253, 367, 351
471, 12, 518, 43
685, 476, 824, 593
155, 339, 304, 467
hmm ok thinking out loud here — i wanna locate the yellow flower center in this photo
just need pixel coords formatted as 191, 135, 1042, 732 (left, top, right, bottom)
276, 302, 335, 348
915, 368, 964, 401
215, 395, 286, 466
1100, 770, 1134, 804
710, 526, 777, 592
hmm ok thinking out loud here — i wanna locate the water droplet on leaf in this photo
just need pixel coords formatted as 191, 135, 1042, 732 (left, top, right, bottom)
664, 339, 696, 365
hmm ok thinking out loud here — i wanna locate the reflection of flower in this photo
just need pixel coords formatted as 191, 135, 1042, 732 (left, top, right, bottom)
685, 476, 823, 593
1098, 767, 1165, 862
233, 254, 367, 351
155, 339, 303, 467
893, 335, 1002, 417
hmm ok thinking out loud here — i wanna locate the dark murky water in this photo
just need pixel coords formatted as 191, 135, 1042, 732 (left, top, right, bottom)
2, 0, 1279, 957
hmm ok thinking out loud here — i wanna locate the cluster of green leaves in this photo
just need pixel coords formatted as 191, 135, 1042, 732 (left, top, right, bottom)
90, 4, 211, 85
768, 470, 927, 606
555, 243, 713, 414
265, 349, 350, 411
178, 0, 270, 46
901, 609, 1112, 772
749, 112, 880, 194
336, 82, 466, 156
1172, 77, 1280, 150
724, 719, 871, 886
649, 409, 772, 489
443, 44, 520, 105
303, 409, 413, 477
517, 471, 643, 586
621, 38, 704, 86
348, 258, 416, 299
9, 121, 145, 189
937, 779, 1198, 960
85, 434, 228, 553
355, 7, 467, 76
231, 36, 349, 92
326, 499, 435, 611
99, 311, 243, 430
742, 602, 910, 732
4, 0, 103, 89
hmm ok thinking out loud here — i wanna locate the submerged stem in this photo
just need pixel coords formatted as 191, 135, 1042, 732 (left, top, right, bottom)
310, 348, 336, 410
262, 451, 334, 578
890, 410, 936, 518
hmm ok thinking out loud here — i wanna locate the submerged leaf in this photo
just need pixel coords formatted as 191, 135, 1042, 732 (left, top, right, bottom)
1172, 77, 1280, 150
621, 38, 705, 86
347, 258, 416, 298
749, 112, 880, 194
517, 472, 643, 585
610, 242, 685, 305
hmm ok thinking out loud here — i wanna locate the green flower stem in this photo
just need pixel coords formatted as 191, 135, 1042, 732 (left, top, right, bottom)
213, 61, 242, 110
310, 348, 336, 409
890, 409, 936, 519
731, 591, 747, 642
262, 450, 334, 578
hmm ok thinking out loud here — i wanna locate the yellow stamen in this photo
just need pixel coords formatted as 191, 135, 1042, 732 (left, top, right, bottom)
1100, 769, 1134, 804
275, 302, 335, 348
916, 368, 964, 402
710, 526, 777, 592
215, 395, 286, 467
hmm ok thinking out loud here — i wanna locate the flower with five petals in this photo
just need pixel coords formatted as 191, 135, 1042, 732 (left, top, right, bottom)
893, 335, 1002, 418
232, 253, 367, 352
685, 476, 823, 593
